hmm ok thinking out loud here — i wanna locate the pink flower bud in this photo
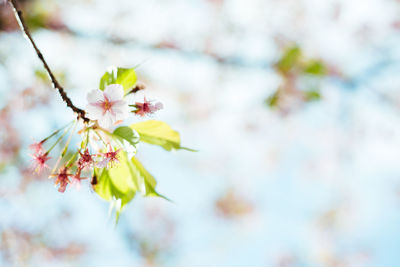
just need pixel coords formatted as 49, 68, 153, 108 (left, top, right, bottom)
29, 141, 45, 154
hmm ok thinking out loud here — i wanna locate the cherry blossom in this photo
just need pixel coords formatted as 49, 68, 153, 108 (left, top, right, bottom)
134, 97, 163, 117
29, 141, 44, 154
86, 84, 129, 129
97, 147, 121, 168
51, 167, 72, 193
70, 169, 85, 191
31, 152, 50, 173
77, 148, 93, 170
70, 175, 82, 190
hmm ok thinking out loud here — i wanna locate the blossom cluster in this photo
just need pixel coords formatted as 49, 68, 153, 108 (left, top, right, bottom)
30, 83, 163, 193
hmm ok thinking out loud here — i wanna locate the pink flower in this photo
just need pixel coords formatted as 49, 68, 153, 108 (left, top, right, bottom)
29, 141, 44, 154
86, 84, 129, 129
77, 148, 93, 170
134, 97, 163, 117
70, 168, 87, 191
31, 152, 51, 174
51, 167, 72, 193
70, 175, 82, 190
97, 147, 121, 168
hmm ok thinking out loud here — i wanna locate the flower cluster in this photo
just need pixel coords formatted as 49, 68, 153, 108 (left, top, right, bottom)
30, 83, 163, 193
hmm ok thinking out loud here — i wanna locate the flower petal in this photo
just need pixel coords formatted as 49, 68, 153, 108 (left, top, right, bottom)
71, 177, 81, 191
112, 100, 129, 120
150, 102, 163, 112
97, 111, 115, 129
104, 84, 124, 101
86, 103, 104, 120
87, 89, 104, 104
97, 158, 110, 168
115, 109, 129, 121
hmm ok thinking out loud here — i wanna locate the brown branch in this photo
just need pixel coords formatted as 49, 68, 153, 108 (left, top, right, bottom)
128, 83, 145, 95
7, 0, 89, 123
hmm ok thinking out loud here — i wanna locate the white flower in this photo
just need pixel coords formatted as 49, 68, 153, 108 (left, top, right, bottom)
86, 84, 129, 129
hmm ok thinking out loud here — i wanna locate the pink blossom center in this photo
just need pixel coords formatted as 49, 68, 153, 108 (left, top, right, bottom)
104, 151, 119, 162
31, 152, 50, 173
135, 98, 163, 116
78, 149, 93, 169
94, 95, 116, 115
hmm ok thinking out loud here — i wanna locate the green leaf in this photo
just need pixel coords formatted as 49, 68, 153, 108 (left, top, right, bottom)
113, 126, 139, 147
276, 46, 302, 73
130, 120, 184, 151
94, 153, 137, 204
99, 71, 115, 91
266, 90, 280, 108
304, 90, 321, 101
25, 11, 50, 31
94, 152, 137, 220
94, 151, 168, 221
115, 68, 137, 92
130, 156, 168, 199
35, 69, 66, 84
304, 60, 327, 76
99, 67, 137, 94
34, 69, 48, 82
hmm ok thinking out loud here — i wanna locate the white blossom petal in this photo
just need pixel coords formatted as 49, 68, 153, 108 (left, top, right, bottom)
155, 102, 163, 110
115, 109, 129, 121
96, 158, 110, 168
87, 89, 104, 103
86, 104, 104, 120
104, 84, 124, 101
111, 100, 129, 120
97, 111, 115, 129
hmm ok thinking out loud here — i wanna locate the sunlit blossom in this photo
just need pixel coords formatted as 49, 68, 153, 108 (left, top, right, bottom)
86, 84, 129, 129
97, 147, 121, 168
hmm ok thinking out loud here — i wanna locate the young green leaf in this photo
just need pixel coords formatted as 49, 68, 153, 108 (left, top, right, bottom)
113, 126, 139, 147
130, 120, 182, 151
94, 155, 137, 215
99, 67, 137, 94
304, 90, 321, 101
99, 69, 116, 90
94, 151, 168, 220
130, 156, 168, 199
266, 90, 280, 108
115, 68, 137, 93
276, 46, 302, 74
304, 60, 327, 76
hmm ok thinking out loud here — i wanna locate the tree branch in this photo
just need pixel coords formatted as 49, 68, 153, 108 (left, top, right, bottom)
7, 0, 89, 123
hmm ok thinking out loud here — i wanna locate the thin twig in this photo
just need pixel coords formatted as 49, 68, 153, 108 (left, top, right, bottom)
7, 0, 89, 123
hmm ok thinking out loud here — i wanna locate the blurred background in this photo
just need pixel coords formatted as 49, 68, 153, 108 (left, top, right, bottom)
2, 0, 400, 266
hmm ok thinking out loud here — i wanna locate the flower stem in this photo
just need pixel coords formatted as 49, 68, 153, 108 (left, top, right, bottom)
66, 152, 79, 168
61, 121, 78, 157
47, 123, 74, 154
42, 121, 74, 143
